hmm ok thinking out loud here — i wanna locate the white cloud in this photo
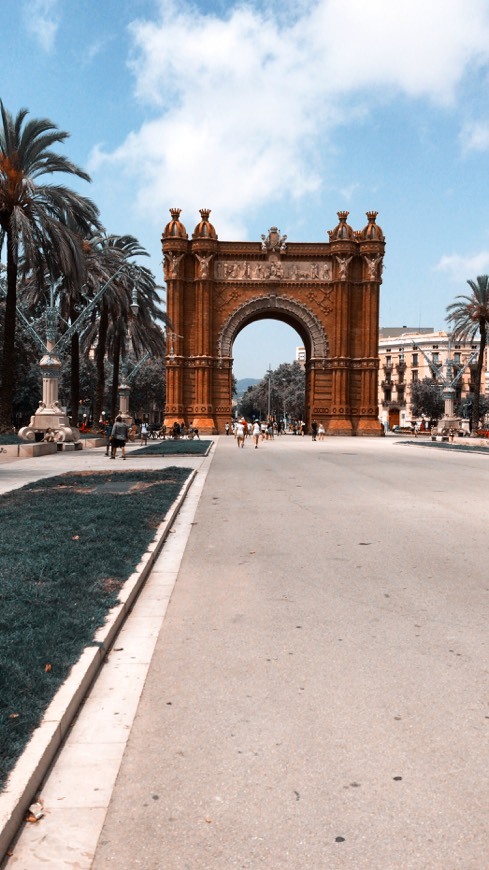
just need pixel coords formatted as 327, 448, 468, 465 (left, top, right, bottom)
23, 0, 60, 52
338, 182, 361, 202
460, 120, 489, 153
89, 0, 489, 238
436, 251, 489, 282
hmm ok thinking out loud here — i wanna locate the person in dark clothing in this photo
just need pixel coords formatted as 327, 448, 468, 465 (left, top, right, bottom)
110, 415, 129, 459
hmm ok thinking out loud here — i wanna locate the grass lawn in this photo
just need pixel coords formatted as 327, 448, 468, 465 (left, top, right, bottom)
130, 439, 212, 456
0, 467, 192, 791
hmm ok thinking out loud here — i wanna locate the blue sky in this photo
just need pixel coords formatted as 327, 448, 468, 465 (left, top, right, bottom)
4, 0, 489, 378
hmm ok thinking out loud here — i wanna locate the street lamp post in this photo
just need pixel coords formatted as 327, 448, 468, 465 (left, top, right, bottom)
412, 337, 479, 435
267, 364, 272, 420
7, 264, 137, 444
117, 352, 151, 425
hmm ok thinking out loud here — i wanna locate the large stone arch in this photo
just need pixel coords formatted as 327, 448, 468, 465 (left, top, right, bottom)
217, 293, 329, 361
162, 210, 385, 435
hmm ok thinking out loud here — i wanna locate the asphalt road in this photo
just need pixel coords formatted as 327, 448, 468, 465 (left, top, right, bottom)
92, 435, 489, 869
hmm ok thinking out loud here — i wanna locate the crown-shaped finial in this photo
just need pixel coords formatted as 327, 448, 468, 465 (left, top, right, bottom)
366, 211, 378, 222
337, 211, 349, 222
170, 207, 182, 220
199, 208, 211, 221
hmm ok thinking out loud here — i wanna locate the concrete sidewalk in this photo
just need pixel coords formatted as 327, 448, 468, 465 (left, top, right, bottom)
1, 440, 215, 867
5, 435, 489, 868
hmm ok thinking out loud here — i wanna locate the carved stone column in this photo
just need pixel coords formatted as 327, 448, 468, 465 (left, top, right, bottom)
357, 214, 385, 435
327, 230, 356, 434
162, 210, 188, 428
190, 211, 218, 432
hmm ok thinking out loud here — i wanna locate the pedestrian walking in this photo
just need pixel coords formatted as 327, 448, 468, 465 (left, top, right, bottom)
252, 420, 260, 448
110, 415, 129, 459
318, 423, 325, 440
140, 422, 149, 445
236, 420, 245, 448
311, 420, 318, 441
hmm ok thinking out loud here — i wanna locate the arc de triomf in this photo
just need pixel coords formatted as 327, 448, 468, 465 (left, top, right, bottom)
162, 208, 385, 435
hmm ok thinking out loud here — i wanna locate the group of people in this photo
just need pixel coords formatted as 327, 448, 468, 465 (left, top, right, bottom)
101, 417, 201, 458
229, 418, 326, 447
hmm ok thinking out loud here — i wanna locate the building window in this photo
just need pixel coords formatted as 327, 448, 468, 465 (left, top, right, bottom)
384, 390, 391, 402
412, 370, 418, 382
412, 353, 418, 366
454, 352, 461, 364
432, 352, 439, 363
386, 355, 391, 365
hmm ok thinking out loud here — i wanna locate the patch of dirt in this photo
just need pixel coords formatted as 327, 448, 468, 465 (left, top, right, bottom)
100, 577, 124, 594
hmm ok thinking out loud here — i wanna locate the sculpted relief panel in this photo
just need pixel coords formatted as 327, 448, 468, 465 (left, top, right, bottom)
214, 259, 333, 282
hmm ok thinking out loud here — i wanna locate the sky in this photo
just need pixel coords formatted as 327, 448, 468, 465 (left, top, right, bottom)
3, 0, 489, 379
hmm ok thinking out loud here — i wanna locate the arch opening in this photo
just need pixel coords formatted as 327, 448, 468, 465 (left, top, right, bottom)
232, 317, 309, 381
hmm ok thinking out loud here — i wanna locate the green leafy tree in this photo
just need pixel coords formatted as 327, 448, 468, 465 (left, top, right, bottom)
410, 377, 444, 422
0, 101, 100, 429
129, 358, 167, 422
446, 275, 489, 429
238, 361, 305, 420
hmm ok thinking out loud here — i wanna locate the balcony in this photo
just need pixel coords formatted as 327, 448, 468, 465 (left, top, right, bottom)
382, 399, 406, 408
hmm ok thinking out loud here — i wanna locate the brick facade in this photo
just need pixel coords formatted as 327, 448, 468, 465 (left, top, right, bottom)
162, 209, 385, 435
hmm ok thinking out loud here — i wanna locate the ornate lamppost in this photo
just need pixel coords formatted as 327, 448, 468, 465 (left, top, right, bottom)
1, 265, 139, 443
412, 338, 479, 435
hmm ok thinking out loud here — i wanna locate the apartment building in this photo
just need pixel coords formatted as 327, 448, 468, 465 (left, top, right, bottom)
378, 327, 486, 430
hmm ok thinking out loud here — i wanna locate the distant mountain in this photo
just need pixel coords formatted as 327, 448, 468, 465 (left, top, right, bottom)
236, 377, 259, 397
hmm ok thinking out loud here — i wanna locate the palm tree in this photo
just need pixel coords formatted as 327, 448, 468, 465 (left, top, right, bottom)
107, 268, 168, 422
446, 275, 489, 430
22, 228, 111, 425
0, 101, 100, 429
81, 235, 150, 426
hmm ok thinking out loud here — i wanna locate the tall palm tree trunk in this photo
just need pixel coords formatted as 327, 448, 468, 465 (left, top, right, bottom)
93, 304, 109, 427
472, 320, 487, 430
0, 240, 18, 430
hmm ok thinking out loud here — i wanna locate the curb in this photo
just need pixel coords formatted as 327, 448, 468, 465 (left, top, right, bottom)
0, 469, 197, 861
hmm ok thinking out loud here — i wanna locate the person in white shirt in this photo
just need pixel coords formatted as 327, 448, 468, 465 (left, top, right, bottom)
252, 421, 260, 448
236, 421, 245, 448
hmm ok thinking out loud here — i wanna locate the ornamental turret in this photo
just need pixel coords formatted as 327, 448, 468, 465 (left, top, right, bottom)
328, 211, 355, 241
162, 207, 188, 240
192, 208, 217, 240
359, 211, 384, 241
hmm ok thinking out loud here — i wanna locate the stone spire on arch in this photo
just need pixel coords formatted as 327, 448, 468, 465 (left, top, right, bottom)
162, 207, 188, 239
192, 208, 218, 239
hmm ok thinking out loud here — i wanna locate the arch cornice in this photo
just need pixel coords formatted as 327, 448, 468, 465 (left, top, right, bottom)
217, 293, 329, 359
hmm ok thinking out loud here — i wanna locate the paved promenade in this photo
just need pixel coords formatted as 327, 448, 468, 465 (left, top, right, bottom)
4, 435, 489, 868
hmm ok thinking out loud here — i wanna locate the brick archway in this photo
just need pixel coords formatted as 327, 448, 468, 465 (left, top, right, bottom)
162, 210, 385, 435
217, 293, 328, 359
